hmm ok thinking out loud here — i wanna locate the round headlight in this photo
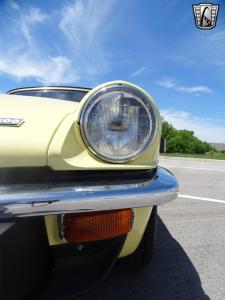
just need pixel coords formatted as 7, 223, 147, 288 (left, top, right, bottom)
80, 84, 157, 163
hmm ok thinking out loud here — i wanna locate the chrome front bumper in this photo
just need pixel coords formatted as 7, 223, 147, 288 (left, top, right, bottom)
0, 167, 178, 219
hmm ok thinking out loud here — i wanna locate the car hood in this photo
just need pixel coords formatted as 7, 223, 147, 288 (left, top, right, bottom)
0, 94, 79, 167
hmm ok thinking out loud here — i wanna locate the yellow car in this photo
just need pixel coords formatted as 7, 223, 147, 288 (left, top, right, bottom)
0, 81, 178, 299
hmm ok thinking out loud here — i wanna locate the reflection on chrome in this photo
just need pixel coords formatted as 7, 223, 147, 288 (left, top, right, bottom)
0, 167, 178, 219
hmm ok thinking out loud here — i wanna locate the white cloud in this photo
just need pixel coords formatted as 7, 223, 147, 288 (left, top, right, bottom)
157, 79, 176, 89
176, 86, 212, 94
24, 7, 47, 23
166, 55, 195, 66
9, 0, 20, 10
59, 0, 117, 77
130, 66, 147, 77
161, 109, 225, 143
0, 6, 79, 84
20, 8, 48, 43
177, 28, 225, 82
0, 1, 117, 84
0, 55, 77, 84
156, 78, 212, 94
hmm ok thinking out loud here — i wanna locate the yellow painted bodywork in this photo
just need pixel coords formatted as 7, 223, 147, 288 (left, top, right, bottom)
1, 80, 161, 257
0, 81, 161, 170
0, 95, 78, 167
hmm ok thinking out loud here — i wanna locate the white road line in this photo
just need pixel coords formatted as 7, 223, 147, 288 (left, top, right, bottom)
160, 156, 225, 162
179, 194, 225, 204
161, 165, 225, 172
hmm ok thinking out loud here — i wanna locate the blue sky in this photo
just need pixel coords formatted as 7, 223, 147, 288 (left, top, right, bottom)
0, 0, 225, 142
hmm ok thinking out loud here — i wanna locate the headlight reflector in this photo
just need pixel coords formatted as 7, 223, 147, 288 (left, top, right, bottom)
80, 84, 156, 163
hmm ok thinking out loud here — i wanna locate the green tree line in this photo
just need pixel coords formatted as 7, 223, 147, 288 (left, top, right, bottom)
161, 120, 215, 154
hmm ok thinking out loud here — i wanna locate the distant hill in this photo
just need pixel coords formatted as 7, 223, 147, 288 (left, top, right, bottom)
209, 143, 225, 151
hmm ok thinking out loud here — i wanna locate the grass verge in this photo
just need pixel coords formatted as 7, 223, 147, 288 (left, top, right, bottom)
161, 152, 225, 160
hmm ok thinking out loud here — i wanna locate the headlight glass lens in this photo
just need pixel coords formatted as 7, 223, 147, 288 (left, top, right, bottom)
80, 85, 156, 162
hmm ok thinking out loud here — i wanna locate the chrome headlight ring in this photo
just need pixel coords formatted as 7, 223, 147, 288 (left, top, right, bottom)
79, 83, 157, 163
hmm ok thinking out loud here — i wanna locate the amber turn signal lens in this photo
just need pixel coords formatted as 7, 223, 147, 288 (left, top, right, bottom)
61, 209, 133, 243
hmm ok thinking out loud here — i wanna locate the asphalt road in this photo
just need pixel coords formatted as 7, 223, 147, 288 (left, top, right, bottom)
78, 156, 225, 300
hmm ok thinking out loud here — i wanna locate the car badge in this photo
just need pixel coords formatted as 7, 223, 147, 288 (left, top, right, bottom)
0, 117, 24, 127
193, 3, 219, 30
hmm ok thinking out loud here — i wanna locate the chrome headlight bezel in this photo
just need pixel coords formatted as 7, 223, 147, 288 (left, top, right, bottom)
79, 83, 157, 163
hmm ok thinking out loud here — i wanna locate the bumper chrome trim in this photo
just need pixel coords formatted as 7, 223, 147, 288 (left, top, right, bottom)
0, 167, 178, 219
